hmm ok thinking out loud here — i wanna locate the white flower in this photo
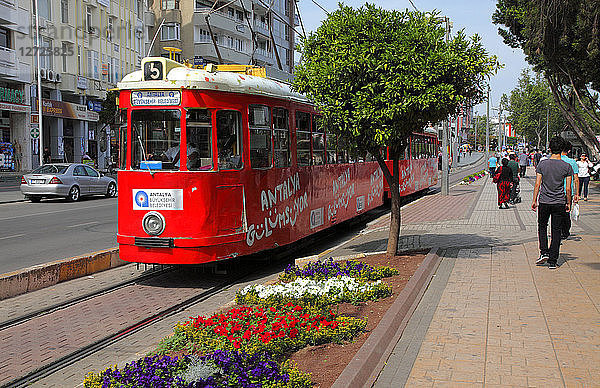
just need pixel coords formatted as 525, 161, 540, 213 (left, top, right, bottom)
239, 276, 383, 300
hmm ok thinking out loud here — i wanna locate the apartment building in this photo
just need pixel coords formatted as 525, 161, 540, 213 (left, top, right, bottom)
149, 0, 296, 81
0, 0, 31, 172
0, 0, 149, 172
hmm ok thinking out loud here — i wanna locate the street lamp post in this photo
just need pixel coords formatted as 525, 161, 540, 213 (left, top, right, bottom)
486, 86, 490, 158
440, 16, 452, 196
546, 106, 549, 150
33, 0, 43, 167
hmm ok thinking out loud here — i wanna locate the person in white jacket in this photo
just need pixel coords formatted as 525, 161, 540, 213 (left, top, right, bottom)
577, 153, 593, 201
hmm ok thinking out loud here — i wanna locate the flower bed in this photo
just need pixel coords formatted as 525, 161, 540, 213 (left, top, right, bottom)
83, 258, 404, 387
460, 170, 487, 184
156, 303, 366, 359
236, 276, 392, 308
280, 258, 398, 282
84, 351, 311, 388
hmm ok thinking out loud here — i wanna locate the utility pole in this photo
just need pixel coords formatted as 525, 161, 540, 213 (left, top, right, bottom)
486, 86, 490, 158
474, 110, 477, 152
546, 106, 549, 150
440, 16, 452, 196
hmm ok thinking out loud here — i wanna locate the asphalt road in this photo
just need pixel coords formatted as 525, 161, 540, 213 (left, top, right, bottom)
0, 196, 117, 274
0, 155, 485, 275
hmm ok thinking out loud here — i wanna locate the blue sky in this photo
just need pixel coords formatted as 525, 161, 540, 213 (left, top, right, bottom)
295, 0, 530, 115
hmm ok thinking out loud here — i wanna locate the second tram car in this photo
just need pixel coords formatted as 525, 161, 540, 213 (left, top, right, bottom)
115, 57, 438, 265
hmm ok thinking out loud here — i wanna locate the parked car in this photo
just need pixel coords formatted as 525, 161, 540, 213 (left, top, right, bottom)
20, 163, 117, 202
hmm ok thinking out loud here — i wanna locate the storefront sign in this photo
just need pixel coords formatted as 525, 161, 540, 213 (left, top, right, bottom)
132, 189, 184, 210
77, 76, 88, 90
87, 100, 103, 112
0, 87, 25, 105
30, 127, 40, 139
35, 99, 99, 122
0, 101, 30, 113
131, 90, 181, 106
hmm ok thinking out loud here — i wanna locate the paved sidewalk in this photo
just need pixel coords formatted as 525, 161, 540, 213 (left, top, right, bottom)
372, 169, 600, 387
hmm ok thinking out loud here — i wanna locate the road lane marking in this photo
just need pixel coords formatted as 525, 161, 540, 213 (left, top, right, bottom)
0, 234, 25, 240
0, 202, 116, 222
67, 221, 100, 228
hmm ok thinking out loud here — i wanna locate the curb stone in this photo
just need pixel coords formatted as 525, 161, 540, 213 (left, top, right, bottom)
0, 247, 124, 300
331, 247, 442, 388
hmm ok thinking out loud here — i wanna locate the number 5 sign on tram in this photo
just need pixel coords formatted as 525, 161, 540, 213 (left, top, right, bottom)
144, 61, 163, 81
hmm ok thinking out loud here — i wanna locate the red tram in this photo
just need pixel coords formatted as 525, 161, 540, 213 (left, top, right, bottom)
115, 57, 438, 265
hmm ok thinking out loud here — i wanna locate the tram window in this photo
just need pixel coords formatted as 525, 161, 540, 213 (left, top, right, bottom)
118, 109, 127, 169
326, 128, 337, 164
273, 108, 290, 168
296, 111, 311, 166
312, 115, 325, 165
217, 110, 243, 170
249, 104, 272, 169
131, 109, 181, 170
186, 109, 213, 171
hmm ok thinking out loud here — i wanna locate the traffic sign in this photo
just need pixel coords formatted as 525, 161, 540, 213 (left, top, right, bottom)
30, 127, 40, 139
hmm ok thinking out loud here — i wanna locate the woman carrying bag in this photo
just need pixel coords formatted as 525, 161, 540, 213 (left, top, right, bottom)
494, 158, 513, 209
577, 153, 593, 201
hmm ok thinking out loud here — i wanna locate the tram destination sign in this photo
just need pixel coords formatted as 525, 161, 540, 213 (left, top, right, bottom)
131, 90, 181, 106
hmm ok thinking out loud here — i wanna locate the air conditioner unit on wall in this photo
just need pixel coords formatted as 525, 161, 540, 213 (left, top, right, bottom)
47, 70, 55, 82
39, 68, 47, 80
54, 73, 62, 83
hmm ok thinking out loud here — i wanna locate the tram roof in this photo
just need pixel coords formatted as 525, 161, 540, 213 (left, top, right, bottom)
117, 57, 310, 104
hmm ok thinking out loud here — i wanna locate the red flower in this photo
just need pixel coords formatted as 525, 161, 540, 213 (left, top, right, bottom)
289, 328, 298, 338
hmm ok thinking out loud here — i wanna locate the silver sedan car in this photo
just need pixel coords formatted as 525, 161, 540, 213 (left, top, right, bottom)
20, 163, 117, 202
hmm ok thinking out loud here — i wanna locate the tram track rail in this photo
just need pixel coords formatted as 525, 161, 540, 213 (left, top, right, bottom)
0, 266, 174, 331
3, 271, 252, 388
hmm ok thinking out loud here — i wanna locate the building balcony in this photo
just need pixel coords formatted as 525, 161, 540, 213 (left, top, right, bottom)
253, 21, 269, 37
195, 10, 249, 39
194, 42, 250, 65
145, 10, 155, 27
0, 0, 17, 25
0, 46, 17, 78
254, 48, 274, 65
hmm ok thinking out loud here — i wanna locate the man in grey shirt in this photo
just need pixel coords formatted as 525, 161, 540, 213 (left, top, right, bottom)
518, 151, 528, 177
532, 137, 573, 269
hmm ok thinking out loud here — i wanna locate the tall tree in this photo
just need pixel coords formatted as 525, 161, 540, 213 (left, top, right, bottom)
493, 0, 600, 158
507, 69, 566, 148
294, 4, 499, 255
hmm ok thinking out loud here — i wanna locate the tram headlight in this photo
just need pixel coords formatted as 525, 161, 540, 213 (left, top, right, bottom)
142, 211, 165, 236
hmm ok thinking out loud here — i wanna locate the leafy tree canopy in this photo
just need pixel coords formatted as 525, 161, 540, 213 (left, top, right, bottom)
293, 3, 499, 255
293, 4, 500, 158
493, 0, 600, 156
507, 69, 566, 148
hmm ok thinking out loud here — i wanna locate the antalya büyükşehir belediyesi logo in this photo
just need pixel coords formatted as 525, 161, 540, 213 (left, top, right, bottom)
134, 191, 149, 207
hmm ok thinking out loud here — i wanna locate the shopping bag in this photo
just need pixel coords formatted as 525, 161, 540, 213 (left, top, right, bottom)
571, 203, 580, 221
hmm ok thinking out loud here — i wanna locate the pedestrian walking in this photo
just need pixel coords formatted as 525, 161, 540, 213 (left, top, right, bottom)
519, 151, 528, 177
508, 154, 520, 204
532, 136, 573, 269
488, 154, 498, 176
577, 153, 592, 201
560, 140, 579, 239
534, 150, 542, 167
494, 158, 513, 209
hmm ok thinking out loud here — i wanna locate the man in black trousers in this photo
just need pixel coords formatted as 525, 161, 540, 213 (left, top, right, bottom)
532, 137, 573, 269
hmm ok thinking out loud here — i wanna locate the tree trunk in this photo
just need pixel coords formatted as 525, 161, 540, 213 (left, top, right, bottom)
375, 151, 401, 257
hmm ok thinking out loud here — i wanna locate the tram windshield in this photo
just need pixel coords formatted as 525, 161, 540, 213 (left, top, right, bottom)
131, 109, 181, 170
